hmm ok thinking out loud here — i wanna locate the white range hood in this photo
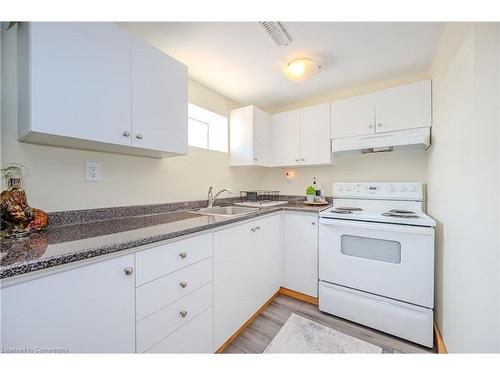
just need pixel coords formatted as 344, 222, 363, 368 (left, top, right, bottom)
331, 127, 431, 155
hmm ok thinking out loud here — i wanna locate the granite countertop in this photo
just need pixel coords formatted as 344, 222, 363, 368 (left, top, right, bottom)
0, 197, 331, 280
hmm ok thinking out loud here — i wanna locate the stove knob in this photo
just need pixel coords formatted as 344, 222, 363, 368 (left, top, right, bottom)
397, 185, 406, 192
385, 184, 395, 193
344, 185, 351, 191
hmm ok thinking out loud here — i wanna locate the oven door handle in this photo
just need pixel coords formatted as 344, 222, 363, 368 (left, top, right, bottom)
319, 218, 434, 235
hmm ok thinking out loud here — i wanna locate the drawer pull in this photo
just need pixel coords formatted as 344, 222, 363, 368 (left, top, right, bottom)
179, 251, 187, 259
179, 281, 188, 288
180, 310, 188, 318
123, 267, 134, 275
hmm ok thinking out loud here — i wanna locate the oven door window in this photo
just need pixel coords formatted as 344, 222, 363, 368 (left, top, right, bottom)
340, 235, 401, 264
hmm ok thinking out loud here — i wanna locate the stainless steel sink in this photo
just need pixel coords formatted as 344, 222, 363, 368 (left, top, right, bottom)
192, 206, 260, 217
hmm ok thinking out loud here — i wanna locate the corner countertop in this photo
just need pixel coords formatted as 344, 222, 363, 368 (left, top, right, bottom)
0, 198, 331, 280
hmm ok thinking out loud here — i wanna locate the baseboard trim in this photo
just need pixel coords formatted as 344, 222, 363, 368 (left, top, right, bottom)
215, 290, 280, 353
433, 321, 447, 353
278, 287, 319, 305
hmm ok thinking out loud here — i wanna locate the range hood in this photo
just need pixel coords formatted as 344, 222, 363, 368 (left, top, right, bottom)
331, 127, 431, 156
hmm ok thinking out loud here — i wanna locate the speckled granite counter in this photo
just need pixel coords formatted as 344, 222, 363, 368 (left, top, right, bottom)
0, 197, 331, 280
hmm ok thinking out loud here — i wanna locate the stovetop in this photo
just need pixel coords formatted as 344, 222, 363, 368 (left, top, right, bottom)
319, 199, 436, 227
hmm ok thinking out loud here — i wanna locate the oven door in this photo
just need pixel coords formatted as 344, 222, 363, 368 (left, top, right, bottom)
319, 218, 434, 308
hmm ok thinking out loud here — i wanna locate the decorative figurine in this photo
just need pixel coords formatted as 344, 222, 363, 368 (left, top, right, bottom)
0, 164, 48, 238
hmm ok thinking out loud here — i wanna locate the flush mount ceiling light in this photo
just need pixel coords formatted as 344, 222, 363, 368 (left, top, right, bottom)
283, 58, 322, 82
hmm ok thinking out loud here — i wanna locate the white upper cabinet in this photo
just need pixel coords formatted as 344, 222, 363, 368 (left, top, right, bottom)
374, 80, 432, 133
131, 36, 188, 154
272, 109, 301, 166
331, 93, 375, 138
299, 102, 331, 165
17, 22, 188, 158
331, 80, 432, 139
229, 105, 272, 166
272, 103, 332, 167
18, 22, 132, 146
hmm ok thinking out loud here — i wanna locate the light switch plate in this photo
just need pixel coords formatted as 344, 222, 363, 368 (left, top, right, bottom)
85, 161, 101, 182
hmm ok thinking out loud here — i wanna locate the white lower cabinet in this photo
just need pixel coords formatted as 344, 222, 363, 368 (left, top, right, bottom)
213, 221, 255, 350
134, 233, 214, 353
253, 214, 283, 309
1, 254, 136, 353
213, 214, 282, 350
145, 307, 214, 353
2, 212, 319, 353
136, 282, 213, 353
283, 212, 319, 297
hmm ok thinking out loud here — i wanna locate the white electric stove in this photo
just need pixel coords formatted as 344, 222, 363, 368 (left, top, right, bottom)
318, 182, 436, 348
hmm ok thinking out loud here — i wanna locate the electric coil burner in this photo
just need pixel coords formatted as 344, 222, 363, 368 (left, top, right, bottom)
330, 207, 363, 214
382, 209, 420, 218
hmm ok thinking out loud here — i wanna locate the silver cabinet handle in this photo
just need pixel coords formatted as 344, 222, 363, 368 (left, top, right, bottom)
251, 227, 256, 232
301, 158, 305, 161
122, 130, 130, 137
179, 281, 187, 288
179, 251, 187, 259
256, 226, 261, 231
180, 310, 188, 318
312, 222, 316, 226
135, 133, 143, 140
253, 158, 258, 161
369, 124, 374, 129
294, 158, 299, 162
377, 123, 382, 128
124, 267, 134, 275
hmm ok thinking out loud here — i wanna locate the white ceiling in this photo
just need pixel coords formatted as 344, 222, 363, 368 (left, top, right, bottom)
119, 22, 444, 110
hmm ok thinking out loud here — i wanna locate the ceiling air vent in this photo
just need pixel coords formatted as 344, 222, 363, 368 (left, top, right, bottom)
260, 22, 292, 47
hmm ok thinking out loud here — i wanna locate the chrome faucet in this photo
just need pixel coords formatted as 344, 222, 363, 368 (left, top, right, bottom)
207, 186, 232, 208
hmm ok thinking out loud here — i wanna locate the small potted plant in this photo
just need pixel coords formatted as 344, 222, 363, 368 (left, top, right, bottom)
306, 185, 316, 203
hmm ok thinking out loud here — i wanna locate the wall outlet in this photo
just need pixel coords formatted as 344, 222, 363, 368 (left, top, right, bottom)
85, 161, 101, 182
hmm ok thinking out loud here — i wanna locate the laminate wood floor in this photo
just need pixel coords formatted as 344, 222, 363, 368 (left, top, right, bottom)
223, 295, 435, 354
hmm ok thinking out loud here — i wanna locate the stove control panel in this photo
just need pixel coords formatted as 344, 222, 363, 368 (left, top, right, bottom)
332, 182, 423, 201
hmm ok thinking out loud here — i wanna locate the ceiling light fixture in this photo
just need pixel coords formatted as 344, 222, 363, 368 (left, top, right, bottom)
283, 58, 322, 82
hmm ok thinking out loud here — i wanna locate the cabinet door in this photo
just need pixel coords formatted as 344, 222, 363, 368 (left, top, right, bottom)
272, 110, 300, 166
131, 37, 188, 154
28, 22, 132, 146
283, 213, 319, 297
252, 107, 272, 166
253, 215, 282, 310
331, 94, 375, 138
1, 255, 135, 353
299, 103, 331, 165
229, 106, 254, 166
213, 222, 254, 350
374, 80, 432, 133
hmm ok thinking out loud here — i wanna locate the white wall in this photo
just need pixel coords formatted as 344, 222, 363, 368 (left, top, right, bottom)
0, 26, 263, 212
258, 150, 428, 197
428, 22, 500, 353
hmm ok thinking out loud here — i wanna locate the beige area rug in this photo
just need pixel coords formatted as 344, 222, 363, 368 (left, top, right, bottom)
264, 313, 382, 353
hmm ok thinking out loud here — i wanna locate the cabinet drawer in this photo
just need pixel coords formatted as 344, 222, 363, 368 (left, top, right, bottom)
136, 258, 213, 321
136, 233, 212, 286
136, 282, 213, 352
145, 307, 213, 353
